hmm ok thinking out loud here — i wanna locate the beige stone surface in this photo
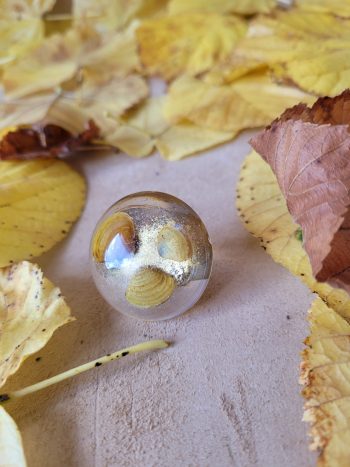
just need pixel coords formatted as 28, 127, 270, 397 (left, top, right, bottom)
3, 131, 316, 467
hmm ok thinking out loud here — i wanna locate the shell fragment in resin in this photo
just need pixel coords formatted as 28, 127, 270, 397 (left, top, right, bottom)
91, 212, 136, 267
157, 225, 192, 262
90, 192, 212, 320
126, 267, 176, 308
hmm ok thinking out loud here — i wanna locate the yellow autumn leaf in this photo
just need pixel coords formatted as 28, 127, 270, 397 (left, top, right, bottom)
0, 406, 26, 467
0, 0, 55, 65
121, 97, 234, 160
168, 0, 276, 15
73, 0, 141, 30
0, 159, 86, 266
106, 125, 154, 158
2, 31, 78, 98
296, 0, 350, 17
136, 13, 246, 81
235, 11, 350, 96
73, 0, 166, 31
301, 297, 350, 466
0, 0, 55, 18
236, 151, 350, 319
0, 261, 73, 387
164, 73, 314, 132
75, 74, 149, 127
2, 21, 142, 98
156, 124, 233, 161
81, 21, 141, 81
0, 18, 44, 66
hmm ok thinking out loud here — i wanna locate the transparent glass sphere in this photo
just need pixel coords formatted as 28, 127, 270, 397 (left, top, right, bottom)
90, 192, 213, 320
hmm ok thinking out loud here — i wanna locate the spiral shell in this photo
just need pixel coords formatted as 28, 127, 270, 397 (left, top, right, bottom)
126, 267, 175, 308
157, 226, 191, 262
92, 212, 136, 264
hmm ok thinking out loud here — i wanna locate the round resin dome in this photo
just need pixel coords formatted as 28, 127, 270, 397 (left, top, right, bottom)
90, 192, 212, 320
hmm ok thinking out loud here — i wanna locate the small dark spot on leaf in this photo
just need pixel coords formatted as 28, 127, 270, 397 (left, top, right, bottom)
121, 351, 129, 357
95, 362, 102, 367
35, 357, 41, 362
0, 394, 10, 403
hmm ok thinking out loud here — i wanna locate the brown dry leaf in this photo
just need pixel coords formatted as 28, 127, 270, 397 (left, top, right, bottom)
168, 0, 276, 15
164, 73, 314, 132
301, 297, 350, 466
0, 119, 99, 160
0, 158, 86, 266
251, 90, 350, 296
236, 150, 350, 319
0, 261, 73, 387
136, 13, 246, 81
0, 406, 26, 466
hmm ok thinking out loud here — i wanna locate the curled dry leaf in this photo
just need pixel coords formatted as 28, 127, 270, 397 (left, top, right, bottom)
0, 120, 99, 160
136, 13, 246, 81
236, 150, 350, 319
0, 406, 26, 467
251, 90, 350, 297
0, 261, 73, 388
0, 158, 86, 266
301, 297, 350, 466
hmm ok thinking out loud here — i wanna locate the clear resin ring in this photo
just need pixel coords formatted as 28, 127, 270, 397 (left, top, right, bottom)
90, 192, 213, 321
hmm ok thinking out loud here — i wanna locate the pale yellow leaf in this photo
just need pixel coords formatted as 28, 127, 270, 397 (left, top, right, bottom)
0, 406, 26, 467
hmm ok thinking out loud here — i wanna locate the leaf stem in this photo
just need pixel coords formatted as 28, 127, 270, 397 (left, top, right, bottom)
0, 340, 169, 403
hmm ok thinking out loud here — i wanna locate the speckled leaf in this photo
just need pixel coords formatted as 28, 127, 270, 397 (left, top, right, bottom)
0, 261, 73, 388
301, 297, 350, 466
